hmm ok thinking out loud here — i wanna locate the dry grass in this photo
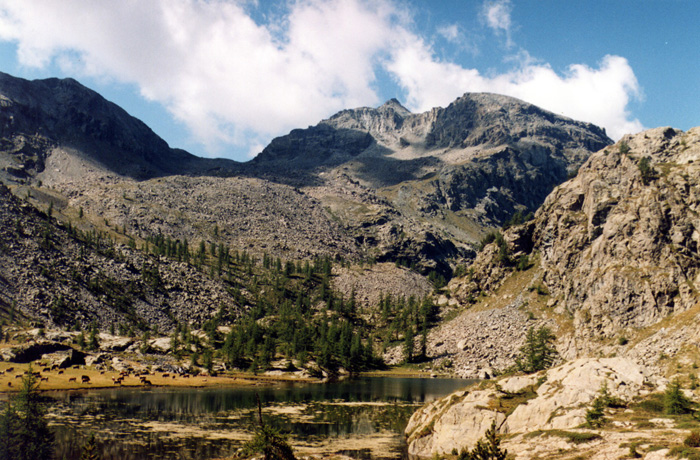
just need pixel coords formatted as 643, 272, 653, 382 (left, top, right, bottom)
0, 361, 312, 393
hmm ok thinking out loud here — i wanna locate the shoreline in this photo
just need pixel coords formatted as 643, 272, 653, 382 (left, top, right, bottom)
0, 361, 321, 395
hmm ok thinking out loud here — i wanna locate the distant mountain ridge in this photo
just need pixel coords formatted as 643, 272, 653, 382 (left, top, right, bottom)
0, 71, 611, 276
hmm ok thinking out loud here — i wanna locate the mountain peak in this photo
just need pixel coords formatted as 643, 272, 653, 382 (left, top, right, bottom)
379, 98, 411, 115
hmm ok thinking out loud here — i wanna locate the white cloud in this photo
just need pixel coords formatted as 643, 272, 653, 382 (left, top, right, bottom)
481, 0, 513, 47
0, 0, 643, 160
437, 24, 460, 43
0, 0, 404, 157
386, 34, 644, 139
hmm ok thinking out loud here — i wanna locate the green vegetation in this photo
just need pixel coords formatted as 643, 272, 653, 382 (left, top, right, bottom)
491, 384, 539, 416
619, 141, 631, 155
685, 430, 700, 448
244, 396, 296, 460
665, 378, 694, 415
585, 382, 625, 428
457, 421, 507, 460
502, 210, 534, 230
638, 156, 657, 185
81, 433, 100, 460
515, 326, 557, 373
0, 368, 55, 460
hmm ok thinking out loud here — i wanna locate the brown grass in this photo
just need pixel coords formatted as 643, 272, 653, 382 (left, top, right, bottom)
0, 361, 314, 393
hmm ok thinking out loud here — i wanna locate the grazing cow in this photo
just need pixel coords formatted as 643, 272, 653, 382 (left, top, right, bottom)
68, 377, 77, 382
7, 382, 11, 387
162, 373, 169, 378
142, 379, 152, 386
58, 370, 64, 375
6, 367, 14, 373
15, 375, 22, 379
40, 377, 49, 382
0, 371, 4, 375
81, 375, 91, 384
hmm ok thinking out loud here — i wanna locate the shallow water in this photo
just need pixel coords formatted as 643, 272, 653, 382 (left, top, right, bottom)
46, 377, 472, 460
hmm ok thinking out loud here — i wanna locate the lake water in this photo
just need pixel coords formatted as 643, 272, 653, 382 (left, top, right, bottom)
46, 377, 472, 460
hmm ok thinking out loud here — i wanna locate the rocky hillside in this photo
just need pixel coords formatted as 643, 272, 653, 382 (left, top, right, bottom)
405, 357, 696, 460
0, 182, 242, 331
429, 126, 700, 378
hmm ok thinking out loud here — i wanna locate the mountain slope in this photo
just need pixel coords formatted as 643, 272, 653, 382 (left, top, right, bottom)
440, 126, 700, 375
1, 72, 610, 277
0, 183, 242, 330
0, 71, 235, 180
251, 93, 611, 274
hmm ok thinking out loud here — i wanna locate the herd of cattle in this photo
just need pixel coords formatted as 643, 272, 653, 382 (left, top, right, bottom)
0, 365, 198, 388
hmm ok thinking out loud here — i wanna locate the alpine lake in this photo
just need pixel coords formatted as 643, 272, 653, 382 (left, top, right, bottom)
44, 376, 472, 460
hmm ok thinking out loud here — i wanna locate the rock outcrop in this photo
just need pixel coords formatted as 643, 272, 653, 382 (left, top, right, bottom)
406, 358, 654, 458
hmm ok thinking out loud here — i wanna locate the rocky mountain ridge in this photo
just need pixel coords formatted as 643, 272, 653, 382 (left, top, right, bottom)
0, 72, 612, 277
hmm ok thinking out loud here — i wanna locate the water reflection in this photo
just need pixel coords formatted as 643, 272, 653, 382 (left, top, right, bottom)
47, 377, 471, 460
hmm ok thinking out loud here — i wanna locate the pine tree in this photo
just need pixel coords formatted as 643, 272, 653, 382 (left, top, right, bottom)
516, 326, 557, 373
81, 433, 100, 460
404, 327, 415, 363
665, 378, 694, 415
4, 368, 55, 460
459, 421, 507, 460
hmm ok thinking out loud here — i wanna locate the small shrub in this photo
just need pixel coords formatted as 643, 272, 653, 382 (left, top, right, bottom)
638, 156, 657, 185
458, 421, 507, 460
619, 141, 631, 155
628, 445, 642, 458
684, 430, 700, 448
479, 231, 499, 251
669, 446, 700, 460
528, 283, 549, 296
546, 430, 601, 444
635, 395, 665, 415
618, 336, 628, 346
516, 254, 530, 271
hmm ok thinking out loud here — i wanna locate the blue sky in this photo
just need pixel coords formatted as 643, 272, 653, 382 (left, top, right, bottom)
0, 0, 697, 162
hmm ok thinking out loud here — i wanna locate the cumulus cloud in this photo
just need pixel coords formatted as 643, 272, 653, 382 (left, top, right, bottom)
0, 0, 403, 156
386, 37, 644, 139
0, 0, 643, 159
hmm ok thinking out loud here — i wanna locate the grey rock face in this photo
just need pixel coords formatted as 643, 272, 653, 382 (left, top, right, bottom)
0, 71, 235, 180
252, 93, 611, 273
450, 126, 700, 362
